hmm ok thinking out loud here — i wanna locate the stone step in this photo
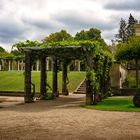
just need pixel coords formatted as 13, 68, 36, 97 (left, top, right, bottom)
73, 79, 86, 94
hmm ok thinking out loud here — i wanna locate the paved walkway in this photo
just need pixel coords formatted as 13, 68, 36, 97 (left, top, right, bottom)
0, 96, 24, 108
0, 94, 140, 140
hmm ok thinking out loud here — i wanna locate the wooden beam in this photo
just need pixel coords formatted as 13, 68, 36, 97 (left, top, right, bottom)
52, 59, 59, 97
40, 56, 47, 97
62, 61, 69, 95
24, 50, 33, 103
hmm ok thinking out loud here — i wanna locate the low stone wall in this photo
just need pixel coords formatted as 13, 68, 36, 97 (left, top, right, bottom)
0, 91, 40, 97
112, 88, 139, 96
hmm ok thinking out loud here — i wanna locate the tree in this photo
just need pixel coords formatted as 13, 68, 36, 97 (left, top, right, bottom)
75, 28, 107, 47
0, 46, 6, 52
127, 14, 137, 37
43, 30, 73, 43
116, 18, 127, 42
115, 36, 140, 107
116, 14, 137, 43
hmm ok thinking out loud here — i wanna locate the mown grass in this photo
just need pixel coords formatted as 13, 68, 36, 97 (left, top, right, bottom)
85, 97, 140, 112
0, 71, 85, 92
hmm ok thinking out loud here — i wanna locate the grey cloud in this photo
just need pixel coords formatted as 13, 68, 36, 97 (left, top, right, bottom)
53, 12, 117, 32
104, 0, 140, 11
0, 21, 26, 43
22, 18, 59, 31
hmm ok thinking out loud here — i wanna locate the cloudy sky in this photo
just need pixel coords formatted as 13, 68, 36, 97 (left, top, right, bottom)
0, 0, 140, 51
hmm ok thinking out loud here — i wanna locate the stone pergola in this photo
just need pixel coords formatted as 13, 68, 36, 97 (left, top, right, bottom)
22, 46, 94, 104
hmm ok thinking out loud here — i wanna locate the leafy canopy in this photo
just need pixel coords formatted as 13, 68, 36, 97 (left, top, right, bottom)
43, 30, 73, 43
115, 36, 140, 61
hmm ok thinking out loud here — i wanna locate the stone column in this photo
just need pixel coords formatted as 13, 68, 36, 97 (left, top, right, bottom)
52, 59, 58, 97
62, 61, 68, 95
24, 50, 32, 103
36, 60, 39, 71
46, 59, 49, 71
77, 60, 81, 71
8, 60, 11, 71
40, 56, 47, 97
17, 61, 20, 71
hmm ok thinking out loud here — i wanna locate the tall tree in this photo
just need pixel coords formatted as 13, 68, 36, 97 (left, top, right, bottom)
43, 30, 73, 43
116, 18, 127, 42
116, 14, 137, 43
127, 14, 137, 37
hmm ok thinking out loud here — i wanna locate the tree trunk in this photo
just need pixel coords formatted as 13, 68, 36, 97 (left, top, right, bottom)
40, 56, 47, 98
24, 50, 33, 103
136, 59, 139, 88
62, 61, 68, 95
52, 59, 59, 97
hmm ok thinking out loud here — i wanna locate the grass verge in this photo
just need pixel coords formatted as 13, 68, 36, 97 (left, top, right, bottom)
85, 97, 140, 112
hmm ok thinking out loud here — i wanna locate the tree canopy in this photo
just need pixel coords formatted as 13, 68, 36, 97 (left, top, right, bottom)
115, 36, 140, 61
116, 14, 137, 42
43, 30, 73, 43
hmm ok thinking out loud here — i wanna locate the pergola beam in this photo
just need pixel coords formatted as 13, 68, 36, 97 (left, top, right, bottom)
52, 58, 58, 97
40, 56, 47, 97
24, 50, 33, 103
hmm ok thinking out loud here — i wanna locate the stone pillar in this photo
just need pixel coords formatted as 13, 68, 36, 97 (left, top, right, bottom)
21, 60, 24, 71
17, 61, 20, 71
46, 60, 49, 71
8, 60, 11, 71
40, 56, 47, 97
52, 59, 58, 97
77, 60, 81, 71
24, 50, 32, 103
62, 61, 68, 95
36, 60, 39, 71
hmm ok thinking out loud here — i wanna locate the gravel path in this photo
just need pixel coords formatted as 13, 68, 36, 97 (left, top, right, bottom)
0, 94, 140, 140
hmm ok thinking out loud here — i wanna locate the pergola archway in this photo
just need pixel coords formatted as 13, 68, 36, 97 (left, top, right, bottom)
22, 46, 93, 105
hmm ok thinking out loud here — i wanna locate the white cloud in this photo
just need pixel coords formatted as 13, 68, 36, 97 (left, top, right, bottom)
0, 0, 139, 51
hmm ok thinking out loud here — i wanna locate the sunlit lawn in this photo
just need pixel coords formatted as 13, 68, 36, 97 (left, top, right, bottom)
0, 71, 85, 92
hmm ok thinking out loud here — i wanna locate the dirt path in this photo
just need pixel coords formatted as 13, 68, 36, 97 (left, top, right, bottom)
0, 94, 140, 140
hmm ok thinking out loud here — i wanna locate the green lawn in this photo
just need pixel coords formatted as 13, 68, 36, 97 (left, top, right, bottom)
0, 71, 85, 92
85, 97, 140, 112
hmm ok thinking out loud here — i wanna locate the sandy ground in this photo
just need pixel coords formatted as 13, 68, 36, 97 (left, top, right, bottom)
0, 94, 140, 140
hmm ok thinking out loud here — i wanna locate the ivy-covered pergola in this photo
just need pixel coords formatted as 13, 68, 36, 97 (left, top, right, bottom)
22, 46, 96, 105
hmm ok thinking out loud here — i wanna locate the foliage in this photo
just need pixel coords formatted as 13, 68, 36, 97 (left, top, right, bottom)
115, 36, 140, 105
85, 97, 140, 112
127, 14, 137, 37
115, 36, 140, 61
43, 30, 73, 43
0, 51, 14, 60
0, 46, 6, 52
117, 18, 127, 42
12, 40, 40, 52
75, 28, 107, 46
116, 14, 137, 42
133, 89, 140, 107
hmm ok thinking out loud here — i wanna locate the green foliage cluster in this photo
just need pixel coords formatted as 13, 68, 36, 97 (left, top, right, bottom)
43, 30, 73, 43
116, 14, 137, 42
115, 37, 140, 61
